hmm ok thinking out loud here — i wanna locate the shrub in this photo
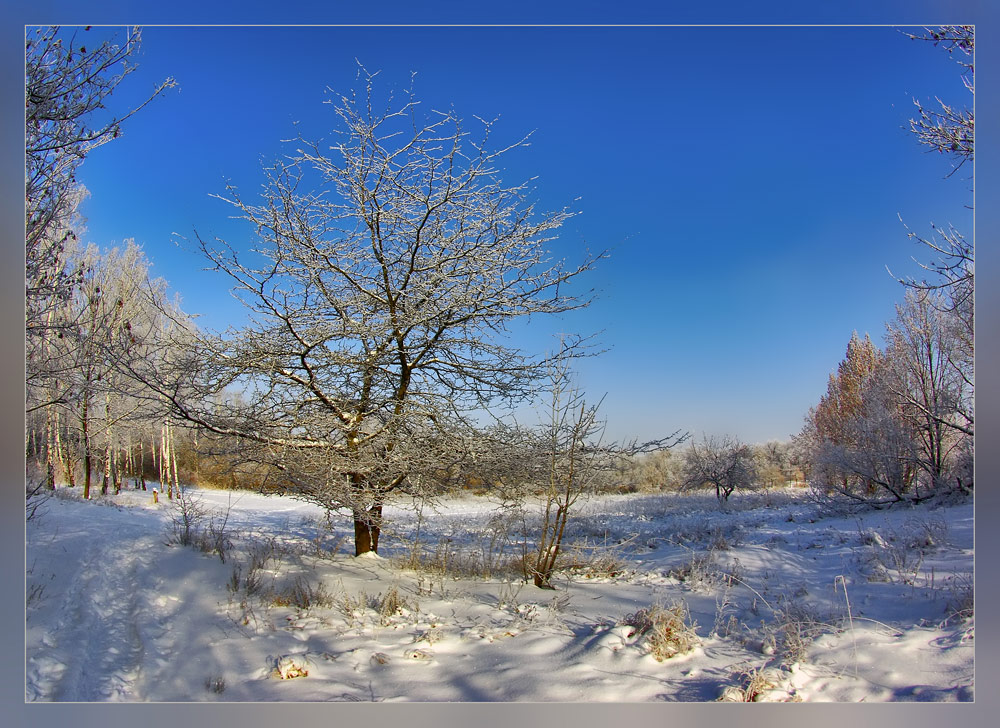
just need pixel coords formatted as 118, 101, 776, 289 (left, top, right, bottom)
375, 586, 415, 625
165, 488, 232, 562
773, 604, 832, 664
622, 601, 700, 660
942, 573, 974, 626
668, 551, 725, 591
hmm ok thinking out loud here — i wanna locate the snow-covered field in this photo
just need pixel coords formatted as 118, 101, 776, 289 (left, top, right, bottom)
25, 484, 974, 702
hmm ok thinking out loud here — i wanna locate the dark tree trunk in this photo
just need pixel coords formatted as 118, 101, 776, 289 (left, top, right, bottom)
353, 504, 383, 555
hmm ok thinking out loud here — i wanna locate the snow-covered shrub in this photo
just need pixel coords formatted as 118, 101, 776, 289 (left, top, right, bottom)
414, 627, 444, 645
942, 573, 974, 626
167, 488, 206, 546
773, 604, 831, 664
403, 648, 433, 661
337, 590, 369, 627
861, 523, 931, 585
668, 550, 725, 591
396, 537, 525, 581
720, 666, 794, 702
622, 601, 700, 661
559, 541, 627, 580
904, 516, 948, 550
165, 488, 232, 561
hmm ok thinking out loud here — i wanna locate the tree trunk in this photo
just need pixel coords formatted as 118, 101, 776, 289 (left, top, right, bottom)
139, 436, 146, 490
353, 504, 383, 555
82, 398, 92, 500
62, 417, 76, 488
159, 424, 167, 497
170, 423, 180, 498
45, 407, 56, 489
101, 391, 113, 496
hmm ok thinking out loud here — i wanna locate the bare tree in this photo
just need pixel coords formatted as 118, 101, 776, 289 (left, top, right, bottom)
37, 241, 185, 498
141, 70, 605, 555
885, 289, 972, 492
902, 26, 974, 175
25, 26, 174, 409
681, 434, 757, 507
524, 353, 684, 588
895, 27, 973, 385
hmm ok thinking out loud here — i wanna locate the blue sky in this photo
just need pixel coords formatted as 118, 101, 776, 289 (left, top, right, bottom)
67, 24, 974, 445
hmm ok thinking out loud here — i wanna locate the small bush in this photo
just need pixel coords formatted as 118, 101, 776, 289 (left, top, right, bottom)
861, 523, 929, 585
274, 655, 310, 680
414, 627, 444, 645
773, 604, 832, 664
165, 489, 232, 562
560, 545, 627, 580
337, 590, 370, 627
272, 576, 335, 610
942, 573, 974, 626
395, 539, 525, 581
720, 666, 792, 702
622, 601, 700, 660
375, 586, 415, 625
668, 551, 725, 591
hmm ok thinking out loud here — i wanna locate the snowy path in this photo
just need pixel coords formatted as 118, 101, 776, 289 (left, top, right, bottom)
26, 501, 176, 701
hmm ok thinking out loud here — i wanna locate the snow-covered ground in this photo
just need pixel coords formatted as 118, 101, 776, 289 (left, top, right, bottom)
25, 484, 974, 702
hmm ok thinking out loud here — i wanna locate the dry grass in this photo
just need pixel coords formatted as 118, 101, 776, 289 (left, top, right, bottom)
394, 540, 526, 581
622, 601, 701, 661
773, 604, 833, 664
271, 575, 335, 610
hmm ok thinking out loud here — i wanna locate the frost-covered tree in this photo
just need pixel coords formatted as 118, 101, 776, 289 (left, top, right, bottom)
904, 25, 973, 175
141, 70, 604, 555
808, 378, 919, 507
896, 26, 974, 392
25, 26, 173, 409
38, 241, 187, 498
518, 351, 684, 588
799, 333, 904, 503
681, 435, 757, 507
753, 440, 795, 488
811, 332, 884, 450
885, 290, 972, 493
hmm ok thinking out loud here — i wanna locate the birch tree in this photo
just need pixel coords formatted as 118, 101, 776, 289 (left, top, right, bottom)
40, 241, 184, 498
25, 26, 173, 409
144, 71, 604, 555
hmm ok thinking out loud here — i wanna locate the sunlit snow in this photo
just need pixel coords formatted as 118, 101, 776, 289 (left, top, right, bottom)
26, 484, 973, 702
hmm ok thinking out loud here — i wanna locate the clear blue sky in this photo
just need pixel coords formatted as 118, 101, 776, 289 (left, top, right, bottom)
68, 24, 973, 445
